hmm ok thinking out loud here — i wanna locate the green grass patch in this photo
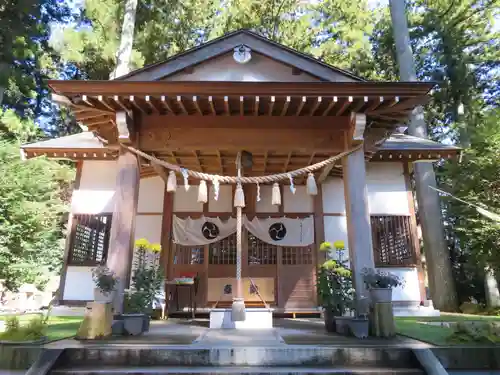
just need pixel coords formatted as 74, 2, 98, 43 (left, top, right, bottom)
395, 314, 500, 345
0, 314, 82, 342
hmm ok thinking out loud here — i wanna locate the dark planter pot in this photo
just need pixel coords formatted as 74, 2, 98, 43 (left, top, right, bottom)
369, 288, 392, 304
122, 313, 149, 336
334, 316, 351, 335
348, 318, 369, 339
323, 309, 338, 333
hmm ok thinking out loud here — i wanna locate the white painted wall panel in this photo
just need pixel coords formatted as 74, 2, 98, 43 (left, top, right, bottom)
255, 185, 279, 213
71, 190, 115, 214
367, 162, 409, 215
165, 52, 319, 82
138, 176, 164, 213
209, 185, 233, 212
134, 215, 163, 244
283, 186, 313, 213
63, 266, 94, 301
174, 187, 203, 212
79, 161, 117, 190
323, 216, 349, 261
376, 267, 420, 302
321, 178, 345, 214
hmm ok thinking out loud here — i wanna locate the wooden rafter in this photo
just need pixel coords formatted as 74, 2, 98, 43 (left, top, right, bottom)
160, 96, 175, 114
111, 96, 129, 112
224, 96, 230, 116
322, 96, 337, 116
97, 96, 115, 112
284, 151, 292, 172
145, 96, 158, 113
193, 150, 203, 172
335, 96, 353, 115
129, 96, 146, 114
217, 150, 224, 173
239, 96, 244, 115
296, 96, 306, 115
177, 96, 188, 114
263, 151, 268, 173
268, 96, 275, 115
254, 96, 260, 116
281, 96, 291, 116
193, 96, 203, 115
309, 96, 322, 115
208, 96, 216, 115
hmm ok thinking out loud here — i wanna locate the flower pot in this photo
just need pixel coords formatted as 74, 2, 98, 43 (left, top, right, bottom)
369, 288, 392, 304
323, 309, 337, 333
122, 314, 145, 336
334, 316, 351, 335
348, 318, 369, 339
94, 288, 114, 303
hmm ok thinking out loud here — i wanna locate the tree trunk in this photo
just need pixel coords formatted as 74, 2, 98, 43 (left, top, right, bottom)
485, 266, 500, 308
0, 62, 7, 106
110, 0, 138, 79
389, 0, 458, 311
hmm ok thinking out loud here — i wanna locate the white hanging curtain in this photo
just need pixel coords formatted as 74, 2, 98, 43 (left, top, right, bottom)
243, 216, 314, 247
172, 216, 236, 246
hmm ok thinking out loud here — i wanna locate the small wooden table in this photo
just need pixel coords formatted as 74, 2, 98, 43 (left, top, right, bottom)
165, 279, 199, 318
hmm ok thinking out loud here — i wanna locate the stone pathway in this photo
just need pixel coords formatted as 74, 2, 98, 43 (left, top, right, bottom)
193, 328, 284, 346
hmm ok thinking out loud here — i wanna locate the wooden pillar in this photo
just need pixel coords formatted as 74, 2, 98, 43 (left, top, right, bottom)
160, 191, 174, 279
107, 149, 140, 314
342, 145, 375, 299
314, 184, 325, 265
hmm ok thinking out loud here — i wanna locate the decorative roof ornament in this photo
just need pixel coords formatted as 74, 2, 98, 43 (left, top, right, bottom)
233, 45, 252, 64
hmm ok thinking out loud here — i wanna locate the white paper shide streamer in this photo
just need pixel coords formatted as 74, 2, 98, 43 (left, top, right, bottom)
198, 180, 208, 203
272, 183, 281, 206
167, 170, 177, 192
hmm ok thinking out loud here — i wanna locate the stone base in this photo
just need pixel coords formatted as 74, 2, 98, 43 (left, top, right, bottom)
393, 306, 440, 317
209, 308, 273, 329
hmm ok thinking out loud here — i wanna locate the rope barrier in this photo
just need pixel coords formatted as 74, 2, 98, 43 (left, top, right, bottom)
121, 143, 364, 184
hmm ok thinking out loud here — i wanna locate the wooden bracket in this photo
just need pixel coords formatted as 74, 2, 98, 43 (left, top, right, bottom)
116, 110, 134, 144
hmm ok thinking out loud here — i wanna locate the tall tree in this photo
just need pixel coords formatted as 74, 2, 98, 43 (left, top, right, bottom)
389, 0, 458, 311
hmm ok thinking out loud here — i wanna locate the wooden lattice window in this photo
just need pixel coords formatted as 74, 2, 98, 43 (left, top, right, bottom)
371, 215, 417, 266
282, 246, 313, 265
247, 233, 277, 265
209, 233, 236, 265
68, 214, 112, 265
174, 245, 204, 265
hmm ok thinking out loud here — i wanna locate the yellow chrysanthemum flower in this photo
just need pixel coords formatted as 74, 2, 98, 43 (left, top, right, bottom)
135, 238, 150, 248
319, 242, 332, 252
149, 243, 162, 253
333, 240, 345, 250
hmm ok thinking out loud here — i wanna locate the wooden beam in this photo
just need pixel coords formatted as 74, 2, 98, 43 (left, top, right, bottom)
268, 96, 275, 115
160, 96, 175, 114
224, 96, 230, 116
177, 96, 188, 114
254, 96, 260, 116
98, 95, 115, 112
309, 96, 322, 116
129, 95, 146, 114
335, 96, 353, 115
145, 96, 158, 113
142, 114, 350, 130
239, 96, 244, 115
139, 127, 345, 151
193, 96, 203, 115
283, 151, 292, 172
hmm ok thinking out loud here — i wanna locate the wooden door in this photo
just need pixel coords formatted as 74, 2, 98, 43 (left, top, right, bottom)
243, 231, 277, 305
278, 245, 316, 309
207, 233, 237, 304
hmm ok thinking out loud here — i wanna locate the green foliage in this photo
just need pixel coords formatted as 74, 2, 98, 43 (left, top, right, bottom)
124, 244, 164, 315
447, 321, 500, 344
0, 135, 74, 291
317, 247, 354, 315
92, 265, 118, 294
0, 315, 47, 342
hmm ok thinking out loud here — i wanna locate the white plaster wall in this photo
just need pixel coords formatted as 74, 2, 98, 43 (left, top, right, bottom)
134, 215, 163, 244
376, 267, 420, 302
283, 186, 313, 213
366, 162, 410, 215
79, 161, 117, 190
63, 266, 94, 301
255, 185, 279, 213
72, 161, 118, 214
165, 52, 319, 82
138, 177, 164, 213
322, 178, 345, 214
209, 185, 233, 212
173, 186, 203, 212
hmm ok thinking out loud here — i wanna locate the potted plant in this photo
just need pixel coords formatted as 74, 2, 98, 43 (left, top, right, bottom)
317, 241, 354, 334
122, 239, 164, 335
92, 265, 118, 303
362, 268, 403, 303
348, 297, 370, 338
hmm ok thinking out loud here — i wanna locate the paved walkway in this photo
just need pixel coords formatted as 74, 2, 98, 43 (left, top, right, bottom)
45, 317, 430, 349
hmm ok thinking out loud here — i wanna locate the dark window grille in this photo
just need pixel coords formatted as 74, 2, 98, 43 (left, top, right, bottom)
174, 245, 204, 265
209, 233, 236, 265
282, 246, 313, 265
371, 215, 416, 266
247, 233, 277, 265
68, 214, 112, 265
